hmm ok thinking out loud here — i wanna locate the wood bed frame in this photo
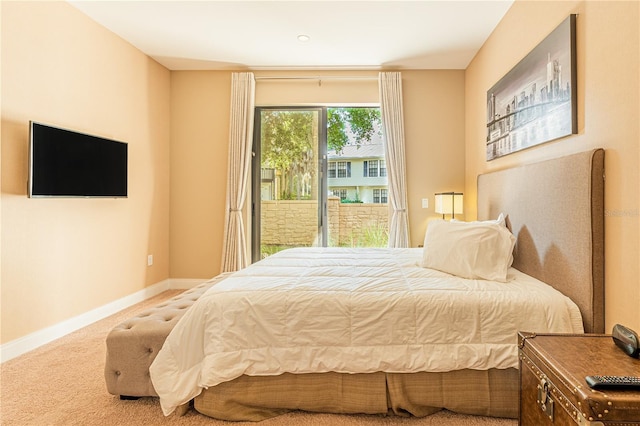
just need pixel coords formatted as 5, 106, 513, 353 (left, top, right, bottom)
193, 148, 605, 421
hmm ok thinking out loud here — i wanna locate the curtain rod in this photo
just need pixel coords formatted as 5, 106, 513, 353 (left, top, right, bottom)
254, 75, 378, 81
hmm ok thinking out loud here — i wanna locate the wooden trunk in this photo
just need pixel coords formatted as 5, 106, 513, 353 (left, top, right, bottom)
518, 332, 640, 425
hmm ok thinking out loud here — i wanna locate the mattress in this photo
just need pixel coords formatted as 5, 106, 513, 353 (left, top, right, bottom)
150, 247, 584, 415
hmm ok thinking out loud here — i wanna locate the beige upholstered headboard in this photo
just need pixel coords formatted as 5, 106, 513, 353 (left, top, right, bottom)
477, 149, 605, 333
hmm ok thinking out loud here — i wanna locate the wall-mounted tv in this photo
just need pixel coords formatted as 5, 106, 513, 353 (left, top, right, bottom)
28, 121, 128, 198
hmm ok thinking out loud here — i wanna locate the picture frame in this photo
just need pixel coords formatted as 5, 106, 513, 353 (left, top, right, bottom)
486, 14, 577, 161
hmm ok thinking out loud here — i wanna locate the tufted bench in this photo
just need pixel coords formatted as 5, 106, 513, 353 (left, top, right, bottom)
104, 273, 230, 399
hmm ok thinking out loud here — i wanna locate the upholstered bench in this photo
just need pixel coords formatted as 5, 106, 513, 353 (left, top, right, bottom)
104, 273, 230, 398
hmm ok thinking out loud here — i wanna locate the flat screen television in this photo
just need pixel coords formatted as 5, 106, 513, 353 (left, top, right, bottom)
28, 121, 128, 198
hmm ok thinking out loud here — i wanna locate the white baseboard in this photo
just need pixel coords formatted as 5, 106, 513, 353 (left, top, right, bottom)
0, 278, 207, 363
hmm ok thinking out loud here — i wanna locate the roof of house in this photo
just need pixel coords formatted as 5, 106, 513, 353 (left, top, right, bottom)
327, 143, 385, 160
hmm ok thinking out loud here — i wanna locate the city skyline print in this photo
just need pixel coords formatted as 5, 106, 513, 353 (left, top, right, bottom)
486, 15, 577, 161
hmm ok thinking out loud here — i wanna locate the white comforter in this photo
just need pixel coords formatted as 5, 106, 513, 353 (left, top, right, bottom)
150, 247, 583, 415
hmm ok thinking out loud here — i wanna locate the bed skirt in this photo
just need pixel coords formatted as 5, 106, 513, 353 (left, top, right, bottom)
194, 368, 519, 421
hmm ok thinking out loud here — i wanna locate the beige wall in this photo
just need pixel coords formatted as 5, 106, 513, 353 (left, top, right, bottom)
170, 69, 466, 278
1, 2, 171, 344
169, 71, 231, 279
402, 70, 466, 244
465, 0, 640, 331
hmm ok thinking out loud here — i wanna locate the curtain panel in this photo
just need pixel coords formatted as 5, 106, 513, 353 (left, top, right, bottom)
379, 72, 410, 248
221, 72, 256, 272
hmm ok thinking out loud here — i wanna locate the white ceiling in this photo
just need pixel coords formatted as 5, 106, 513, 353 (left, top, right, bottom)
69, 0, 514, 71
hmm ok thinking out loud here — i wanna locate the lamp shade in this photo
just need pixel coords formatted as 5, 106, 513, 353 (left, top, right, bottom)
435, 192, 463, 216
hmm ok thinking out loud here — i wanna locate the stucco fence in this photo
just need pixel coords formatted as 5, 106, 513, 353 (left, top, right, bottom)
261, 196, 389, 249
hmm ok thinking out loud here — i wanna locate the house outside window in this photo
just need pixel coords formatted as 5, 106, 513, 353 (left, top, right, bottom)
328, 162, 336, 178
327, 143, 388, 204
373, 188, 388, 204
364, 159, 387, 178
337, 161, 351, 178
329, 161, 352, 179
366, 160, 379, 177
332, 189, 348, 200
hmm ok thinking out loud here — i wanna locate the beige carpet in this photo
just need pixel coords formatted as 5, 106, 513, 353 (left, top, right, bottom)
1, 291, 518, 426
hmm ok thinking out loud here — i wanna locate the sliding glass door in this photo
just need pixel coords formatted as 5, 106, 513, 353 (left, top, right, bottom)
252, 106, 388, 262
252, 107, 327, 261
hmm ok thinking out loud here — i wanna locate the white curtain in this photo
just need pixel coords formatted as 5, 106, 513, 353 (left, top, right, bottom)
379, 72, 410, 248
221, 72, 255, 272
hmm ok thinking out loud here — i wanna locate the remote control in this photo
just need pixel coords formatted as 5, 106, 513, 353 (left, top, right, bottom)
585, 375, 640, 390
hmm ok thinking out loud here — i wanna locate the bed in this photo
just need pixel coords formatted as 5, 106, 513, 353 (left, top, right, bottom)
149, 148, 605, 421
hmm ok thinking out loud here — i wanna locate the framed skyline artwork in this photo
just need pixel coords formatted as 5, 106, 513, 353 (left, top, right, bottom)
486, 15, 577, 161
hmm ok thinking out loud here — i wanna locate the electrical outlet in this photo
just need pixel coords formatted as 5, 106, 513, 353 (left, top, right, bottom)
147, 254, 153, 266
421, 198, 429, 209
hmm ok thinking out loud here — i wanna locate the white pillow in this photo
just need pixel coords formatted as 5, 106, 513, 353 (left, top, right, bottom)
451, 212, 506, 227
422, 219, 516, 282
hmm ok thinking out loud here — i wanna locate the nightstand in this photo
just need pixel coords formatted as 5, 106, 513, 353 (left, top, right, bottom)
518, 332, 640, 425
